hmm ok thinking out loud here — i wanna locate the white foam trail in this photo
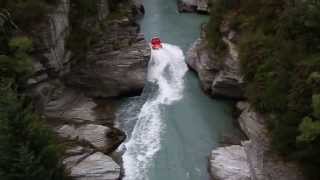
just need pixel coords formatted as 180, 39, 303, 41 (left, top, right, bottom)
122, 44, 188, 180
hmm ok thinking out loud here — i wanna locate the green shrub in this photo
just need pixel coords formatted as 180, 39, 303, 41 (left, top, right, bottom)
67, 0, 128, 62
206, 0, 227, 56
0, 79, 68, 180
0, 36, 33, 83
297, 117, 320, 143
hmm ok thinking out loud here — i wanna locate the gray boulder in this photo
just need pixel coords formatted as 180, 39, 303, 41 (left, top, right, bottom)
70, 152, 120, 180
197, 0, 209, 12
210, 145, 251, 180
57, 124, 125, 153
187, 36, 244, 99
187, 38, 219, 92
210, 38, 244, 99
211, 71, 244, 99
63, 152, 91, 170
44, 89, 97, 123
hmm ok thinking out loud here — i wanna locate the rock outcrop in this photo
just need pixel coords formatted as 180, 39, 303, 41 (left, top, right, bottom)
63, 146, 121, 179
209, 102, 305, 180
189, 23, 304, 180
67, 152, 121, 180
187, 27, 244, 99
177, 0, 209, 13
65, 18, 150, 98
44, 87, 124, 179
30, 0, 150, 105
238, 102, 304, 180
57, 124, 125, 153
187, 38, 218, 91
28, 0, 71, 110
210, 145, 250, 180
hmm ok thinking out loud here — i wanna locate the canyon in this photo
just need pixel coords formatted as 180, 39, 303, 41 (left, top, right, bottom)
22, 0, 306, 179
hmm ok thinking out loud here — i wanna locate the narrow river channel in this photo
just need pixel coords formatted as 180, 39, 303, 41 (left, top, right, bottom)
116, 0, 237, 179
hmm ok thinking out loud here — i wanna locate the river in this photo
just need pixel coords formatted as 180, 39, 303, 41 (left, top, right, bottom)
116, 0, 236, 179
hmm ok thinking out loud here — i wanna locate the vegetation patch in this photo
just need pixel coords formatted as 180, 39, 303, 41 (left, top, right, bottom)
207, 0, 320, 179
0, 6, 69, 180
66, 0, 130, 62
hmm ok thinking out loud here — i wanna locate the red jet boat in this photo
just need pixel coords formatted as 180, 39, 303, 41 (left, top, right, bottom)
151, 37, 163, 49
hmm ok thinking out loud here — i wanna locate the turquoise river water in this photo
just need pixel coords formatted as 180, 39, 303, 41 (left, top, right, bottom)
116, 0, 237, 179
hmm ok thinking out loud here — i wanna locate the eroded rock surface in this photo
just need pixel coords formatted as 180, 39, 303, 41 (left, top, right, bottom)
187, 38, 218, 92
44, 89, 97, 123
210, 145, 250, 180
70, 152, 120, 180
187, 29, 244, 99
27, 0, 149, 179
57, 124, 125, 153
236, 102, 304, 180
65, 19, 150, 98
193, 23, 304, 180
209, 102, 305, 180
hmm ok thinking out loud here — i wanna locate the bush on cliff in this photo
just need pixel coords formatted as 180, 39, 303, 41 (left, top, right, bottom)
206, 0, 227, 56
0, 79, 68, 180
67, 0, 130, 62
66, 0, 100, 61
207, 0, 320, 178
0, 10, 69, 180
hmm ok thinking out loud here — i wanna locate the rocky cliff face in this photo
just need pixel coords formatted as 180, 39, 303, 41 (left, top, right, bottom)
28, 0, 71, 110
29, 0, 149, 107
27, 0, 150, 179
188, 23, 304, 180
188, 25, 304, 180
186, 26, 244, 99
209, 102, 304, 180
65, 18, 150, 98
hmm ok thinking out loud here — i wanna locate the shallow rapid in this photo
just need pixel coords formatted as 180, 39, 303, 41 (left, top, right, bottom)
117, 0, 237, 180
122, 44, 188, 180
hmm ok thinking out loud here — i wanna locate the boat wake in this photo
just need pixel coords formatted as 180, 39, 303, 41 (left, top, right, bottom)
122, 43, 188, 180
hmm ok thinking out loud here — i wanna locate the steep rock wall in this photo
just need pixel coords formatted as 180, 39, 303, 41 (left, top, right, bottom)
187, 26, 244, 99
188, 23, 304, 180
209, 102, 305, 180
26, 0, 150, 179
29, 0, 71, 110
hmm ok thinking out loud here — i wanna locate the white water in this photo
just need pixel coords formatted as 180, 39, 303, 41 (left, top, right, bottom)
122, 44, 188, 180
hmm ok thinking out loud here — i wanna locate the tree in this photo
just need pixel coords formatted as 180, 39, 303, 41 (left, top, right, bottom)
0, 8, 69, 180
206, 0, 320, 178
0, 79, 68, 180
